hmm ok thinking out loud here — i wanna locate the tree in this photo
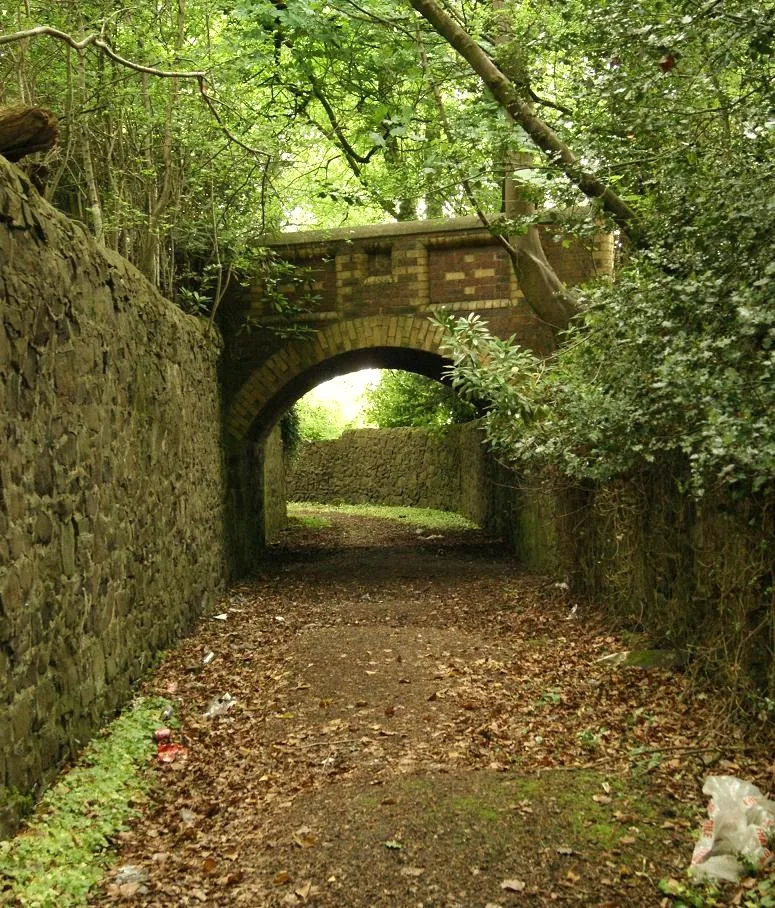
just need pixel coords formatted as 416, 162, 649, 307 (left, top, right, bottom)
425, 0, 775, 495
293, 398, 351, 442
0, 1, 286, 307
364, 371, 476, 430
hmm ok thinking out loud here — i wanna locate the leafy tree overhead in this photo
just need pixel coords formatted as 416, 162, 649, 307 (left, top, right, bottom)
364, 371, 477, 430
425, 0, 775, 495
294, 397, 353, 442
1, 0, 772, 495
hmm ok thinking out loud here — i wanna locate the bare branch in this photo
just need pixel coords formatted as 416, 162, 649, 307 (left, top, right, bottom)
0, 27, 206, 79
0, 26, 271, 158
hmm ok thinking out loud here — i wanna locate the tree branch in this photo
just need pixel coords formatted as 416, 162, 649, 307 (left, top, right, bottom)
0, 27, 206, 78
306, 70, 384, 167
408, 0, 641, 241
0, 26, 271, 159
417, 30, 575, 333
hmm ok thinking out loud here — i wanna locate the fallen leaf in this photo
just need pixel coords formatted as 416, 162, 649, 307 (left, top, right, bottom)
295, 881, 313, 900
501, 878, 526, 891
292, 826, 318, 848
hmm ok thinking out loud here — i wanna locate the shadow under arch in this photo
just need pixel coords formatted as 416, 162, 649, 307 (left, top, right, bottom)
224, 314, 468, 574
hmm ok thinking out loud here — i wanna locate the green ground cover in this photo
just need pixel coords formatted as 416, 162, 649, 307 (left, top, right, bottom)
287, 502, 478, 532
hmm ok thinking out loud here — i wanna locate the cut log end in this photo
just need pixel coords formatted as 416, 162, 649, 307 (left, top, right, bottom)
0, 104, 59, 162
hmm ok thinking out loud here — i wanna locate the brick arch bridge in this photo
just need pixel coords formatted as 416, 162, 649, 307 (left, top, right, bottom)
227, 314, 448, 442
222, 215, 612, 443
220, 214, 611, 568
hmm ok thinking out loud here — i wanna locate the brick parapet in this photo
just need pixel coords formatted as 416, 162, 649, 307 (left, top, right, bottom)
222, 213, 612, 440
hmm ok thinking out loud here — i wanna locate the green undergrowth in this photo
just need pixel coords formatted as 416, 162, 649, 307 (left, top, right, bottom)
0, 696, 172, 907
660, 873, 775, 907
288, 501, 478, 531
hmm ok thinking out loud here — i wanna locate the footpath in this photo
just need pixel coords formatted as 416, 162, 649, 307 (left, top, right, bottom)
91, 512, 774, 907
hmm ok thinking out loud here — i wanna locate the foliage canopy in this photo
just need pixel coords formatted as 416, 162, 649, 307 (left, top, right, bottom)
364, 371, 477, 430
2, 0, 773, 492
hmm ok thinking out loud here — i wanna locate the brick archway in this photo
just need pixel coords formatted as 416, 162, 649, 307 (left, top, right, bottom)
220, 214, 612, 570
221, 214, 613, 443
227, 314, 447, 441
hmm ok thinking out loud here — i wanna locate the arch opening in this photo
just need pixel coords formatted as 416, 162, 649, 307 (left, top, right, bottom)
225, 347, 485, 575
246, 346, 450, 444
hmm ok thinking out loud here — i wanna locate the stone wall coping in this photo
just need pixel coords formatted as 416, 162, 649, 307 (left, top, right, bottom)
260, 214, 499, 248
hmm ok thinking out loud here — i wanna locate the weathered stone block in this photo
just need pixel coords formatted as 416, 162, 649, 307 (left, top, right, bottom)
59, 520, 76, 577
33, 510, 53, 544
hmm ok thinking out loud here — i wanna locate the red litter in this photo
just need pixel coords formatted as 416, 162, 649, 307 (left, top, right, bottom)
157, 742, 187, 763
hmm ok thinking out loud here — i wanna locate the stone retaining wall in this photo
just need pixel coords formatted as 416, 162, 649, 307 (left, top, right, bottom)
506, 472, 775, 700
0, 158, 227, 836
286, 427, 464, 512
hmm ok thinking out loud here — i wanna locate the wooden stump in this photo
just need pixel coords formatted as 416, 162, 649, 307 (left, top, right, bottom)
0, 105, 58, 162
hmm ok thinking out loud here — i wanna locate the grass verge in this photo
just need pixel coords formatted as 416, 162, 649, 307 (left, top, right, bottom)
0, 696, 171, 907
288, 502, 478, 531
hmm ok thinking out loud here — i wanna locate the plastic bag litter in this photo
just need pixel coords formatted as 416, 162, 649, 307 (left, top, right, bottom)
690, 776, 775, 882
203, 693, 236, 719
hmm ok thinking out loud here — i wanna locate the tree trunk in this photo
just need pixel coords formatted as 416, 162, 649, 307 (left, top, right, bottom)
0, 105, 58, 161
77, 56, 104, 244
408, 0, 640, 241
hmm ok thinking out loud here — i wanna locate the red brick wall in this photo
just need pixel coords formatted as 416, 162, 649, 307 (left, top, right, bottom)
428, 245, 511, 305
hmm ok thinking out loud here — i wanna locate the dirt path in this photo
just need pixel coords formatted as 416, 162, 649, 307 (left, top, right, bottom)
92, 513, 774, 907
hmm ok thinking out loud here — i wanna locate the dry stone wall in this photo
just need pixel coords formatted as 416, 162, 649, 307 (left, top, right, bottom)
0, 158, 227, 837
286, 427, 464, 512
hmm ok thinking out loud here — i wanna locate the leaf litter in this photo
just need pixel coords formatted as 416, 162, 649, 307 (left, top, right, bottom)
89, 511, 774, 906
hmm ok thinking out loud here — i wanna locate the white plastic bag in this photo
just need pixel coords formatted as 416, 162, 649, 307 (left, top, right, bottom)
690, 775, 775, 882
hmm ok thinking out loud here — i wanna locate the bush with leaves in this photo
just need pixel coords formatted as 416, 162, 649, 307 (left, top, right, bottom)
364, 370, 476, 431
438, 140, 775, 497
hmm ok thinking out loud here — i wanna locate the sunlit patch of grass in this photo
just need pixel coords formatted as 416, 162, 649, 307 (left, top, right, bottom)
0, 697, 171, 907
288, 502, 478, 532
